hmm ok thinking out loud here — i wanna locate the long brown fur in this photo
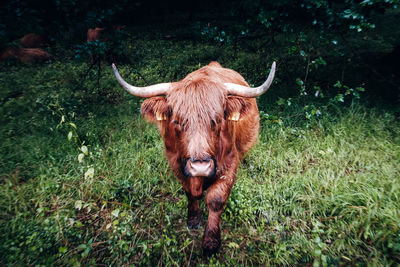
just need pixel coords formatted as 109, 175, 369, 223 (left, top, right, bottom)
141, 62, 260, 255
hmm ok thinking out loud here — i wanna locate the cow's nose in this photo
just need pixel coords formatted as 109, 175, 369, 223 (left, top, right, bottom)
184, 157, 216, 177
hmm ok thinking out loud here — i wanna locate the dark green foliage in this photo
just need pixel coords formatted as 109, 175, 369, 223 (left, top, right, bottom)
75, 28, 131, 63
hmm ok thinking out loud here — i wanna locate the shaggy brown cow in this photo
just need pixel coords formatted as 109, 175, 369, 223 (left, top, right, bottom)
20, 33, 48, 48
87, 27, 106, 42
18, 48, 51, 63
0, 47, 51, 63
87, 26, 125, 42
112, 61, 275, 255
0, 48, 19, 61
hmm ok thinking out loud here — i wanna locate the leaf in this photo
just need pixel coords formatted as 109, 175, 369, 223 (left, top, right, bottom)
67, 131, 73, 141
313, 248, 322, 257
321, 255, 328, 267
59, 246, 67, 253
75, 220, 83, 228
78, 153, 84, 163
334, 81, 342, 88
296, 78, 304, 86
111, 209, 120, 217
81, 247, 90, 258
277, 98, 286, 106
227, 242, 240, 249
84, 168, 94, 179
81, 146, 88, 155
77, 244, 86, 251
69, 122, 77, 129
74, 200, 83, 210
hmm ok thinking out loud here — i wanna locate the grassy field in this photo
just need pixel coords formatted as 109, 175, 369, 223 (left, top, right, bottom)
0, 36, 399, 265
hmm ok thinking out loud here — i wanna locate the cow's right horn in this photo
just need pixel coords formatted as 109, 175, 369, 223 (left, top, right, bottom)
112, 63, 171, 97
224, 62, 276, 98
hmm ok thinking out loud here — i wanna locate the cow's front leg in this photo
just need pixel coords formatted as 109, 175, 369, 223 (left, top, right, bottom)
186, 193, 201, 229
180, 177, 203, 229
202, 176, 235, 255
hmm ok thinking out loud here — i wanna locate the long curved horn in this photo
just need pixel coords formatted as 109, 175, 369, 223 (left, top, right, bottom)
112, 63, 171, 97
224, 62, 276, 97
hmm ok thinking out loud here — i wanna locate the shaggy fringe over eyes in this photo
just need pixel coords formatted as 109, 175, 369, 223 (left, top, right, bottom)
167, 78, 226, 133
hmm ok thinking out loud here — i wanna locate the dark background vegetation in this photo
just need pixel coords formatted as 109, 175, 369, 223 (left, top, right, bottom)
0, 0, 399, 265
1, 0, 399, 103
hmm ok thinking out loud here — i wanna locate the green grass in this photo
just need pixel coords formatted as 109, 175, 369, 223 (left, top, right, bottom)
1, 42, 399, 265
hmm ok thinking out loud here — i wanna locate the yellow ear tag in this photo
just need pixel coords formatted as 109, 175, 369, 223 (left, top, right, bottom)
156, 111, 166, 121
228, 111, 240, 121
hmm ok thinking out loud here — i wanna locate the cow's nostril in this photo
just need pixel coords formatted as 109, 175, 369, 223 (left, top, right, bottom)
190, 157, 211, 163
184, 157, 216, 177
201, 157, 211, 163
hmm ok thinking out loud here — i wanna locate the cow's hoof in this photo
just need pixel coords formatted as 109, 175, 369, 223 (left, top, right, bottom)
188, 222, 200, 229
202, 227, 221, 256
187, 214, 201, 229
202, 240, 220, 256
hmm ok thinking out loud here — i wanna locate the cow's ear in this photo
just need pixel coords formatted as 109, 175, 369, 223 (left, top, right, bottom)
141, 97, 169, 123
225, 96, 252, 121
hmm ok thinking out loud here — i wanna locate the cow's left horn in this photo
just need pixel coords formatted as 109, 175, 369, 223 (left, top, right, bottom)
112, 63, 171, 97
224, 61, 276, 97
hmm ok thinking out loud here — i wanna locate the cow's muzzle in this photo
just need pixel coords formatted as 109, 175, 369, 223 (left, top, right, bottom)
183, 157, 216, 178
